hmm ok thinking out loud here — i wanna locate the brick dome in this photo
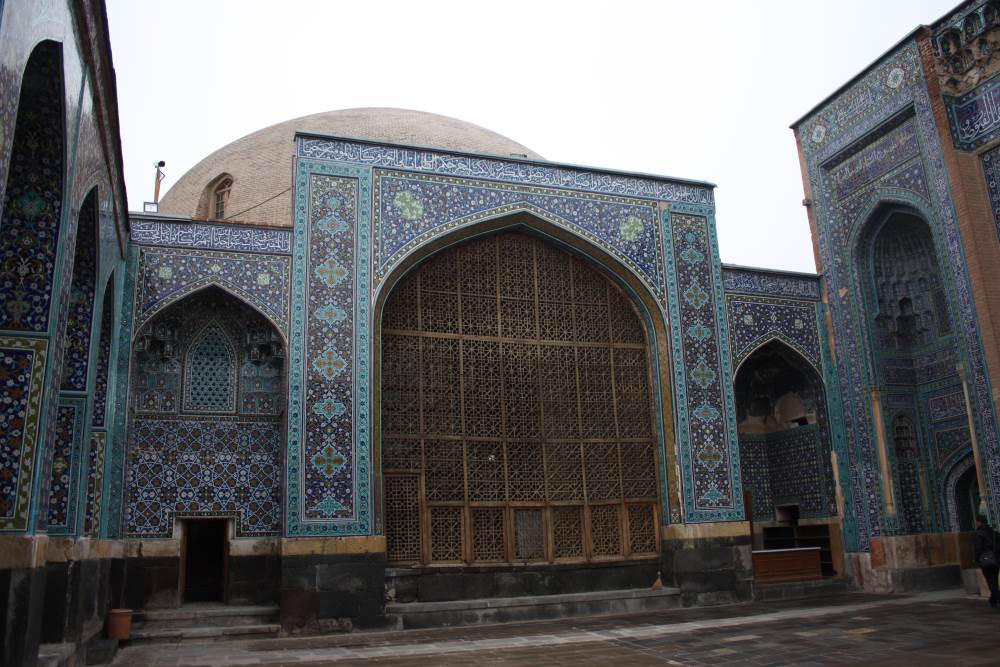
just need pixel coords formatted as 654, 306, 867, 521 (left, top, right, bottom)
157, 108, 542, 227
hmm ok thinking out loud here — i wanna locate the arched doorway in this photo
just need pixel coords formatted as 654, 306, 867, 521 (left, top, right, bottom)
944, 455, 980, 532
380, 231, 661, 566
954, 465, 980, 532
125, 286, 285, 601
734, 340, 837, 574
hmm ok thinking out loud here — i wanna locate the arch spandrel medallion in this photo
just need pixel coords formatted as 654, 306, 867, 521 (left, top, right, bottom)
381, 232, 660, 566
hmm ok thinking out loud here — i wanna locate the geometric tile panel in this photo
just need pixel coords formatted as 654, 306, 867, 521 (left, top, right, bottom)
664, 208, 743, 522
125, 418, 282, 537
767, 426, 835, 519
0, 337, 48, 530
47, 400, 86, 535
726, 295, 821, 372
739, 425, 835, 521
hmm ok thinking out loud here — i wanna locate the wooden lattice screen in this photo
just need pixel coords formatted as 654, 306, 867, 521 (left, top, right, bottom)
381, 233, 660, 565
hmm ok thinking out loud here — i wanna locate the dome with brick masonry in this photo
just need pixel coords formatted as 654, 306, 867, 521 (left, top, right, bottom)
157, 108, 543, 228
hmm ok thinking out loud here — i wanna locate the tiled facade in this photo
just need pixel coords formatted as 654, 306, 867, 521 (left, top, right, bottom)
5, 0, 1000, 659
793, 25, 1000, 549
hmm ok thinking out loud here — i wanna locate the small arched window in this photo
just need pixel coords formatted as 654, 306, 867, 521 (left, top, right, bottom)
214, 178, 232, 220
183, 322, 236, 413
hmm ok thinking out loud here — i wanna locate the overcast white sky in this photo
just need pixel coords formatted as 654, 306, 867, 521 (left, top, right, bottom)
106, 0, 958, 273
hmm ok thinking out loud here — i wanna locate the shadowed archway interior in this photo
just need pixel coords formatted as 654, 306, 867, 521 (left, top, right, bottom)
380, 232, 661, 566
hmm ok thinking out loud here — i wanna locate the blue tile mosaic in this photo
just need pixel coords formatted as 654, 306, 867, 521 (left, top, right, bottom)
46, 399, 86, 535
664, 208, 743, 522
796, 40, 1000, 545
298, 139, 713, 205
126, 418, 282, 537
130, 219, 292, 255
287, 163, 372, 535
0, 43, 64, 333
721, 268, 821, 300
0, 337, 47, 531
372, 170, 664, 304
726, 295, 821, 373
134, 247, 291, 335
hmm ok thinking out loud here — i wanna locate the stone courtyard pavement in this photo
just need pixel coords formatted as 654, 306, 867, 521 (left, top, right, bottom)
112, 591, 1000, 666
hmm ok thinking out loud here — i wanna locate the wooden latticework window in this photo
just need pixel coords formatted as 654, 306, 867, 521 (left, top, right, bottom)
381, 232, 660, 565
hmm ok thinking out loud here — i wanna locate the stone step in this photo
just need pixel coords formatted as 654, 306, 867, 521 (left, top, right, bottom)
130, 623, 281, 643
754, 577, 854, 602
133, 604, 278, 629
385, 586, 682, 630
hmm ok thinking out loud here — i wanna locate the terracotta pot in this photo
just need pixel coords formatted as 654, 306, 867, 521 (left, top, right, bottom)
107, 608, 133, 640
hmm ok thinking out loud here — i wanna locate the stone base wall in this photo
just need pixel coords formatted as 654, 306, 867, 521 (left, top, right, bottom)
845, 532, 968, 592
661, 522, 755, 606
386, 559, 660, 605
124, 553, 281, 609
0, 565, 46, 667
279, 552, 386, 630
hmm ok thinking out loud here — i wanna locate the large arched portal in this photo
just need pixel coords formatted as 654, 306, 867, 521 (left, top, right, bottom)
380, 232, 661, 566
125, 286, 285, 537
857, 204, 962, 535
735, 340, 837, 574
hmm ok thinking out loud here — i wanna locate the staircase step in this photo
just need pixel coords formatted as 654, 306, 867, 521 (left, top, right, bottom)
130, 623, 281, 643
754, 577, 854, 602
386, 586, 682, 629
133, 604, 278, 629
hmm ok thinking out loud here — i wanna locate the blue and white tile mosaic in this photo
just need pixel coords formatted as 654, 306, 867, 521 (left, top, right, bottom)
726, 295, 822, 372
287, 163, 372, 535
0, 337, 48, 531
372, 170, 665, 304
796, 40, 1000, 545
664, 208, 743, 522
298, 139, 713, 205
722, 267, 821, 300
130, 219, 292, 255
134, 247, 291, 334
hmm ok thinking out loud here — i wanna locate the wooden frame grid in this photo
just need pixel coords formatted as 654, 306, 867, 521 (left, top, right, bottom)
381, 233, 662, 566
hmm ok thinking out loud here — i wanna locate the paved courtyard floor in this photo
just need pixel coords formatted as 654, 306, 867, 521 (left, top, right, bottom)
112, 590, 1000, 666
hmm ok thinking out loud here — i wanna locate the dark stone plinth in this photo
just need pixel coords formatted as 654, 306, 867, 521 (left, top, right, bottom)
228, 555, 279, 605
41, 560, 84, 643
0, 566, 46, 667
661, 534, 755, 606
387, 559, 660, 606
280, 553, 386, 629
124, 557, 180, 610
387, 586, 682, 629
889, 564, 962, 592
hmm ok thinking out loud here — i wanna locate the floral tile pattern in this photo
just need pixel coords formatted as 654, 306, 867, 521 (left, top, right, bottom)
0, 337, 48, 531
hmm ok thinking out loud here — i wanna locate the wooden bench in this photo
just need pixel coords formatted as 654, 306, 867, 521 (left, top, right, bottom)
752, 547, 823, 583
